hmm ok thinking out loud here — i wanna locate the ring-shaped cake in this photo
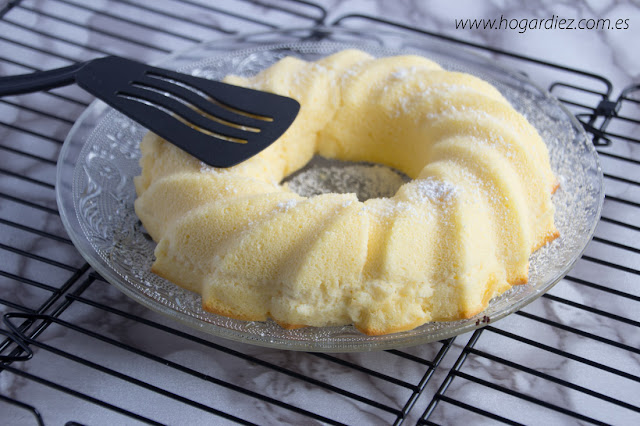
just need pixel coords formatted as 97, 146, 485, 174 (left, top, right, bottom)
134, 49, 558, 335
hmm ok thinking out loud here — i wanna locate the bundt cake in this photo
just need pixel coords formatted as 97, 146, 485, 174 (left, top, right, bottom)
134, 49, 559, 335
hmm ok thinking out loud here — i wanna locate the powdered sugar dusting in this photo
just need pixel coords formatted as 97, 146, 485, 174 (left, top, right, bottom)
390, 66, 417, 80
199, 163, 217, 173
410, 178, 459, 203
292, 63, 329, 86
284, 157, 409, 201
276, 199, 300, 212
389, 84, 481, 119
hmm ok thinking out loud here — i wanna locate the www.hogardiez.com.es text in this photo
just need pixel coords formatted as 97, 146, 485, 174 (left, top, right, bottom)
455, 15, 629, 33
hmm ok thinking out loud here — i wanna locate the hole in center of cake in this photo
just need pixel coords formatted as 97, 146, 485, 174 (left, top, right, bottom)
282, 155, 410, 201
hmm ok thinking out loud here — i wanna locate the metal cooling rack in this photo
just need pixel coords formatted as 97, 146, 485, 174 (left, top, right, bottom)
0, 1, 638, 425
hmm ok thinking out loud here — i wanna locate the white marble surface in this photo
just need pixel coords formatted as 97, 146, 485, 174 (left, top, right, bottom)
0, 0, 639, 425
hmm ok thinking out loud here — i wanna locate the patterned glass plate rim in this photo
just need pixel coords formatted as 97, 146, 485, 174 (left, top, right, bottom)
56, 27, 603, 352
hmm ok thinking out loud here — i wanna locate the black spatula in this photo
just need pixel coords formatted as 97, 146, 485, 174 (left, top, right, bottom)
0, 56, 300, 168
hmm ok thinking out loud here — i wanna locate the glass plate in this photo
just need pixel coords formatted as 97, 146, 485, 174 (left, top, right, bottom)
56, 27, 603, 352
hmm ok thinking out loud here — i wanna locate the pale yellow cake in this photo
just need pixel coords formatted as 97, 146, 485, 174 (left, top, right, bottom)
134, 49, 559, 335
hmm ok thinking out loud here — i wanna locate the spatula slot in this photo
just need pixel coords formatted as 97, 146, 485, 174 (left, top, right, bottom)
117, 84, 257, 140
116, 93, 249, 144
130, 82, 261, 133
145, 72, 275, 122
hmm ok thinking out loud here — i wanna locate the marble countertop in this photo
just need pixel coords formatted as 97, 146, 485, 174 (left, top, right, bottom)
0, 0, 638, 424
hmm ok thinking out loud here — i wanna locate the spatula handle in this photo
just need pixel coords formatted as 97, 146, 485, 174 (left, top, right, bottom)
0, 62, 87, 96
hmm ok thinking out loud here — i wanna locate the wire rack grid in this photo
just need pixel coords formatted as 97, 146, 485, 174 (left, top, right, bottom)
0, 1, 638, 425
